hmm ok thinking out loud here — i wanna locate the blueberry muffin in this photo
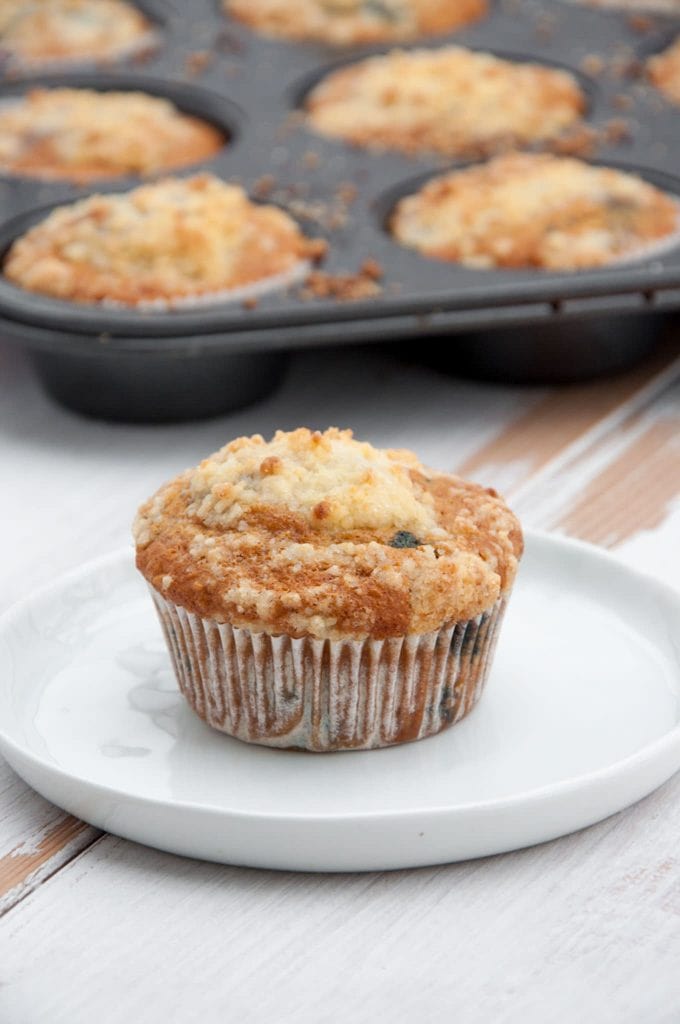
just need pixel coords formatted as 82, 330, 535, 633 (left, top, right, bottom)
3, 174, 326, 308
648, 37, 680, 107
306, 46, 586, 158
391, 153, 680, 271
0, 88, 224, 183
134, 428, 523, 751
0, 0, 155, 67
224, 0, 487, 47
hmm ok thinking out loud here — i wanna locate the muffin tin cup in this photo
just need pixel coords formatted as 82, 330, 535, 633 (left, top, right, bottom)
150, 588, 508, 752
28, 344, 289, 424
2, 0, 680, 419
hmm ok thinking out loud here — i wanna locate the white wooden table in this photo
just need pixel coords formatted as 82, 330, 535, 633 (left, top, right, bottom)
1, 335, 679, 1023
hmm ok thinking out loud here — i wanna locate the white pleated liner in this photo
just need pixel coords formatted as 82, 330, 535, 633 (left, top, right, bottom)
151, 589, 508, 752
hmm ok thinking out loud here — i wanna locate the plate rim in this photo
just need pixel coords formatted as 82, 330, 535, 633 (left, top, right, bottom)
1, 530, 679, 827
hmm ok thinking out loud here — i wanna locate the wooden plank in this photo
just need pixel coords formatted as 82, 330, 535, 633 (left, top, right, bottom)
0, 779, 678, 1023
0, 815, 98, 917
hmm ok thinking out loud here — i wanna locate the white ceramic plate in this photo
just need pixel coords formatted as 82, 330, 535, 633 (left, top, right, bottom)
1, 532, 679, 872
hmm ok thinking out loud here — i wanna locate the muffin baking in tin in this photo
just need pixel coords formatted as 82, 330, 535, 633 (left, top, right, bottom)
3, 174, 326, 308
305, 46, 586, 158
135, 428, 523, 751
224, 0, 488, 47
0, 0, 158, 68
0, 87, 225, 182
1, 0, 680, 420
390, 153, 680, 271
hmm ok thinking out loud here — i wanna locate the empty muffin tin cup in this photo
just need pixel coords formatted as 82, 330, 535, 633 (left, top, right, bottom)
31, 346, 288, 424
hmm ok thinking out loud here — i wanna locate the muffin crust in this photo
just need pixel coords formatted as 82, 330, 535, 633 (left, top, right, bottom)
224, 0, 487, 46
3, 174, 325, 307
648, 37, 680, 107
134, 428, 523, 641
391, 153, 680, 271
306, 47, 586, 158
0, 88, 224, 183
0, 0, 153, 65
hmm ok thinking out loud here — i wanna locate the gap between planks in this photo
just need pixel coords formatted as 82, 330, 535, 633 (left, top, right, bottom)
1, 344, 678, 919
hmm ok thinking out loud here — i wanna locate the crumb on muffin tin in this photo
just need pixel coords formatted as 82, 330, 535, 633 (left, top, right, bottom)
390, 153, 680, 271
134, 427, 523, 641
648, 37, 680, 107
305, 46, 587, 158
0, 0, 156, 67
0, 88, 225, 183
2, 173, 327, 308
224, 0, 488, 47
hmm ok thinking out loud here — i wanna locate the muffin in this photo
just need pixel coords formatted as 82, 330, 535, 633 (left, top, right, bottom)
305, 46, 586, 159
224, 0, 487, 47
648, 37, 680, 106
0, 88, 225, 183
134, 428, 523, 752
391, 153, 680, 271
3, 174, 326, 308
0, 0, 155, 67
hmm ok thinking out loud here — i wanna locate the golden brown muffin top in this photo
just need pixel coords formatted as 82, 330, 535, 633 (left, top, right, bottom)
0, 0, 153, 65
3, 174, 325, 307
224, 0, 486, 46
648, 37, 680, 107
0, 88, 224, 183
306, 46, 585, 158
391, 153, 680, 271
134, 428, 523, 641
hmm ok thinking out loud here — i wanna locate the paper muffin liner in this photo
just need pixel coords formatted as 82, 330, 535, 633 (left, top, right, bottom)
99, 260, 311, 312
149, 588, 508, 752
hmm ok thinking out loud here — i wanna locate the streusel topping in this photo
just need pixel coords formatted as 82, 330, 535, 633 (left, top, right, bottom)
391, 153, 679, 271
134, 428, 523, 640
3, 174, 324, 306
224, 0, 486, 46
0, 88, 224, 182
306, 47, 585, 157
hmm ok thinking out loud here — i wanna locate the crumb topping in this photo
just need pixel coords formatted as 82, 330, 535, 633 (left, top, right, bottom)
3, 174, 324, 306
0, 0, 152, 64
648, 36, 680, 107
391, 153, 680, 271
306, 46, 585, 158
134, 428, 523, 640
224, 0, 487, 46
0, 88, 224, 183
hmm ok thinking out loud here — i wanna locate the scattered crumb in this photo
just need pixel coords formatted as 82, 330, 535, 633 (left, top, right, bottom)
604, 118, 632, 144
301, 150, 321, 170
627, 14, 655, 34
184, 50, 214, 77
336, 182, 358, 205
551, 124, 598, 158
612, 93, 634, 111
252, 174, 277, 199
299, 262, 383, 302
581, 54, 605, 77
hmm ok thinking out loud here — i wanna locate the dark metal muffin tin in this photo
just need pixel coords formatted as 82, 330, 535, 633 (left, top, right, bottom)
1, 0, 680, 420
